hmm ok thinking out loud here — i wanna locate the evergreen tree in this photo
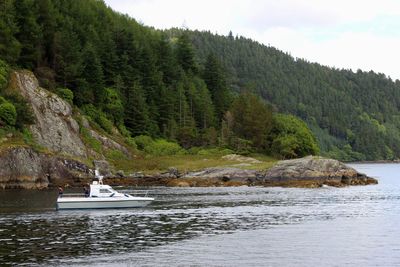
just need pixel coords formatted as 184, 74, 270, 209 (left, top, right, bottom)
124, 82, 150, 136
203, 53, 231, 122
230, 92, 273, 150
14, 0, 42, 69
176, 33, 197, 74
0, 0, 21, 64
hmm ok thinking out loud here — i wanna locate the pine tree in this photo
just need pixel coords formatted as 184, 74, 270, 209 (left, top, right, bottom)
14, 0, 42, 69
124, 82, 150, 136
0, 0, 21, 64
176, 33, 197, 74
203, 53, 231, 122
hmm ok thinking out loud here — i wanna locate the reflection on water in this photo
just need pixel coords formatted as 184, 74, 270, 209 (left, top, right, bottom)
1, 163, 400, 266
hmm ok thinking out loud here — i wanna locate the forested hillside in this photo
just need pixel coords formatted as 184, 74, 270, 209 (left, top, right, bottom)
1, 0, 398, 161
165, 29, 400, 160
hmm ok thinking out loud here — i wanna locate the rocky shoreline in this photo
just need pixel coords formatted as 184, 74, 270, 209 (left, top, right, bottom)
0, 147, 378, 189
69, 156, 376, 189
0, 71, 378, 190
102, 156, 378, 188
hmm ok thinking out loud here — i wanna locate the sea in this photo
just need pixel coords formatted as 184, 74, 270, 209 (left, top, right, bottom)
0, 163, 399, 266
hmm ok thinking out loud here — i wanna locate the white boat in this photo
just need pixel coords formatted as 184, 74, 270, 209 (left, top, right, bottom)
57, 171, 154, 210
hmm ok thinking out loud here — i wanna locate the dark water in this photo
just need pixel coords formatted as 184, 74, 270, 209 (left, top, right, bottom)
1, 163, 400, 266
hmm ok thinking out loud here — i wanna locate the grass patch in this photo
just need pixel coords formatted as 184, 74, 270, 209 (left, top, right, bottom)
105, 152, 277, 175
80, 127, 102, 154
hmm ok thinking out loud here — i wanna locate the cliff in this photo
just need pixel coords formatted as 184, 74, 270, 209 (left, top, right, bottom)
8, 71, 87, 158
0, 70, 130, 189
0, 147, 90, 189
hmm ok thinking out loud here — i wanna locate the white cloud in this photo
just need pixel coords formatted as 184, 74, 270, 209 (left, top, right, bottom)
104, 0, 400, 79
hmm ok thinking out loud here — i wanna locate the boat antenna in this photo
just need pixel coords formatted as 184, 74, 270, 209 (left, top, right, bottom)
95, 169, 104, 185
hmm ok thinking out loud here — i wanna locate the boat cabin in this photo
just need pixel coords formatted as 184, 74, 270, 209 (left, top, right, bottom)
89, 181, 118, 197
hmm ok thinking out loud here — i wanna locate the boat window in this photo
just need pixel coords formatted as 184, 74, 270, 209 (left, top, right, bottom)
100, 189, 112, 193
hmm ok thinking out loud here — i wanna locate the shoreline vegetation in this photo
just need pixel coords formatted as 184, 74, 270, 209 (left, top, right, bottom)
56, 155, 378, 189
0, 1, 388, 190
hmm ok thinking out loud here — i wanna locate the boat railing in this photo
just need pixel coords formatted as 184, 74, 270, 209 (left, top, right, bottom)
59, 193, 86, 198
119, 190, 150, 197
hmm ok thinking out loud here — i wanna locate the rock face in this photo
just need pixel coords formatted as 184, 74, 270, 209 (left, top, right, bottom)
0, 147, 91, 189
184, 167, 259, 182
262, 156, 378, 187
9, 71, 87, 158
89, 128, 130, 157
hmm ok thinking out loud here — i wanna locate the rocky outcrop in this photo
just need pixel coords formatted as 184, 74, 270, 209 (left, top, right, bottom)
8, 71, 87, 158
93, 160, 112, 178
0, 147, 91, 189
184, 167, 259, 182
89, 128, 130, 157
221, 154, 262, 164
261, 156, 378, 187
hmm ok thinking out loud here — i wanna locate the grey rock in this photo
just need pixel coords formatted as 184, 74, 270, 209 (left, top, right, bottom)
0, 147, 91, 189
262, 156, 378, 185
89, 129, 130, 157
93, 160, 112, 178
129, 172, 144, 178
10, 71, 86, 158
116, 170, 125, 178
184, 167, 259, 182
160, 167, 180, 178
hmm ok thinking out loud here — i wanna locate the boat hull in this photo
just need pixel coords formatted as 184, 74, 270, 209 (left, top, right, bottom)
57, 197, 154, 210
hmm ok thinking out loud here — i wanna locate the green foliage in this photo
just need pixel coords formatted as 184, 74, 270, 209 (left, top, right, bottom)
102, 87, 123, 123
0, 102, 17, 126
270, 114, 319, 159
144, 139, 185, 156
166, 29, 400, 160
56, 88, 74, 104
124, 82, 151, 136
0, 59, 9, 90
133, 135, 154, 150
0, 96, 7, 105
133, 135, 185, 156
195, 147, 234, 156
176, 33, 198, 74
96, 114, 113, 134
0, 0, 21, 64
5, 0, 400, 160
176, 126, 198, 148
203, 54, 231, 120
125, 137, 137, 150
5, 93, 35, 129
81, 104, 113, 134
117, 123, 130, 137
80, 127, 102, 153
106, 149, 127, 161
229, 92, 273, 150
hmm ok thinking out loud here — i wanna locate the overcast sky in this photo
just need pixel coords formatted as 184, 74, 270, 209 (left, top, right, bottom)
104, 0, 400, 80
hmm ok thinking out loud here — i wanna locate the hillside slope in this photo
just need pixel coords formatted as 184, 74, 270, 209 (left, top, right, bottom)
168, 29, 400, 160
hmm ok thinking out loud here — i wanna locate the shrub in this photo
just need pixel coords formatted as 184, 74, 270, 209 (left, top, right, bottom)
134, 135, 154, 150
0, 102, 17, 125
144, 139, 185, 156
80, 127, 102, 153
0, 96, 7, 105
0, 59, 9, 90
106, 149, 127, 161
5, 93, 35, 128
117, 123, 131, 137
97, 114, 113, 134
81, 104, 114, 134
57, 88, 74, 105
125, 137, 137, 150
